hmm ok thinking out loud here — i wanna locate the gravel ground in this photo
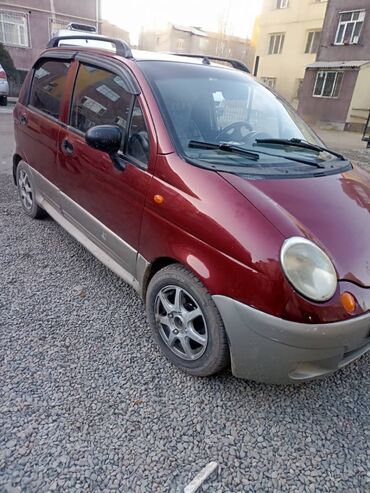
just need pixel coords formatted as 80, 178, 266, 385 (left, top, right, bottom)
343, 150, 370, 173
1, 170, 369, 493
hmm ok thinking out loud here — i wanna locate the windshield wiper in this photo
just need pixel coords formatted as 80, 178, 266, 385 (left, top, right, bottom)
189, 140, 324, 168
255, 138, 345, 161
188, 140, 260, 161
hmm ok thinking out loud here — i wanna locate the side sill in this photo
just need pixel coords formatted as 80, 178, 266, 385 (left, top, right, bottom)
38, 196, 141, 293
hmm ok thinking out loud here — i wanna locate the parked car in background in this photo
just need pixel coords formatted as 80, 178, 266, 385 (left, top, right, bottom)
12, 34, 370, 384
0, 64, 9, 106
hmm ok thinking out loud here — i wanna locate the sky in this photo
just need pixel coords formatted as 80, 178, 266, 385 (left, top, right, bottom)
102, 0, 263, 44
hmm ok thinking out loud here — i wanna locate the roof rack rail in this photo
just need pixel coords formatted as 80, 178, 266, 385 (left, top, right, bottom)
47, 34, 133, 58
171, 53, 250, 73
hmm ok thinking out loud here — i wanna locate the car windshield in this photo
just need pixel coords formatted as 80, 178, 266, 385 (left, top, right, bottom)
139, 61, 350, 178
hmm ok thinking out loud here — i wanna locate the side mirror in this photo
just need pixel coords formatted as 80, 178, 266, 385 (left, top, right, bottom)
85, 125, 126, 171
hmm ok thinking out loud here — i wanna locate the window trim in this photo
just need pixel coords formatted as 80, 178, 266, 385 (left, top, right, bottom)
334, 9, 366, 45
312, 70, 344, 99
0, 9, 31, 48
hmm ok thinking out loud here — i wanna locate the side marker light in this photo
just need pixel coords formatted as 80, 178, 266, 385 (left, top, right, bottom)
341, 292, 356, 314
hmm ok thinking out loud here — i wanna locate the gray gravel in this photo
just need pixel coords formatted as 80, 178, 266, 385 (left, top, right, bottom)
1, 172, 369, 493
343, 149, 370, 173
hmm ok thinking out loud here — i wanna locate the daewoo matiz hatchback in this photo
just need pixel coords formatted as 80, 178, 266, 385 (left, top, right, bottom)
13, 34, 370, 383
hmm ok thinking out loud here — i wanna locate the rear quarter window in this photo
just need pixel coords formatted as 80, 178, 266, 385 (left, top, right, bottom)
29, 60, 70, 119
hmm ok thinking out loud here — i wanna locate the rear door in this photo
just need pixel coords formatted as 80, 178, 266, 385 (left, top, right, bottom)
57, 59, 156, 277
14, 57, 72, 204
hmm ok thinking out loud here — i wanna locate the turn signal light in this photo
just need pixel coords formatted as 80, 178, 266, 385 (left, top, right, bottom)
341, 292, 356, 314
153, 194, 164, 204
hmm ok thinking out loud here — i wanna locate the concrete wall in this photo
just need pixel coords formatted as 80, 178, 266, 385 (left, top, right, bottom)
101, 20, 130, 44
254, 0, 327, 104
0, 0, 100, 71
346, 64, 370, 131
318, 0, 370, 62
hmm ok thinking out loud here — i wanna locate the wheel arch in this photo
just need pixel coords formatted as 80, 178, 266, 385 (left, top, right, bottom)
141, 256, 178, 300
12, 154, 23, 184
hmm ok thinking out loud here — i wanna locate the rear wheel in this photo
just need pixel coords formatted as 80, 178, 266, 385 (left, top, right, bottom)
16, 162, 47, 219
0, 95, 7, 106
146, 264, 230, 377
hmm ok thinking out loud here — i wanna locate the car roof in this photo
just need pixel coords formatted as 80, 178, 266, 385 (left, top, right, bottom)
44, 35, 250, 73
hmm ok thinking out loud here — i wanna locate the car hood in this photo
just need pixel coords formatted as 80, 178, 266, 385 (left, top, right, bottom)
220, 166, 370, 287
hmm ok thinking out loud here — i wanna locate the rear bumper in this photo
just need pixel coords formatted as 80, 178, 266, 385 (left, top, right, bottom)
213, 295, 370, 384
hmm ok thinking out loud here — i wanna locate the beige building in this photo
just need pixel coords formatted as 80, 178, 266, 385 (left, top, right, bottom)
139, 24, 255, 72
254, 0, 328, 106
101, 19, 130, 44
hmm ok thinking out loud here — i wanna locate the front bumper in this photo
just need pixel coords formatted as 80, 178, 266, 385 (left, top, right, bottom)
213, 295, 370, 384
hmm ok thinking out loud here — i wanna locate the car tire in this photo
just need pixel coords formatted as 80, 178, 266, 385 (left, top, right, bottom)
0, 95, 7, 106
16, 162, 47, 219
146, 264, 230, 377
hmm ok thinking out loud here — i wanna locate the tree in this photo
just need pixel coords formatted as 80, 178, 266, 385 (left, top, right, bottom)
0, 42, 17, 79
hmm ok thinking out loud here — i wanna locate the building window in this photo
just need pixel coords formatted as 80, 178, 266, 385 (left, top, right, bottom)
334, 10, 365, 45
199, 37, 208, 51
268, 33, 285, 54
276, 0, 289, 8
261, 77, 277, 89
0, 10, 29, 47
176, 38, 184, 50
305, 31, 321, 54
313, 71, 343, 98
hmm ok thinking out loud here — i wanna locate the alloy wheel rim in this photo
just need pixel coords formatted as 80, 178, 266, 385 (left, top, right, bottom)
155, 285, 208, 361
18, 169, 33, 210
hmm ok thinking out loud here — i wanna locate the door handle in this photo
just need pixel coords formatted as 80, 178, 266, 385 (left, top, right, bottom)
19, 114, 28, 126
62, 138, 74, 156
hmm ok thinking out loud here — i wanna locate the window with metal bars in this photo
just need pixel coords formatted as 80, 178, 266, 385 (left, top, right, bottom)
0, 10, 29, 47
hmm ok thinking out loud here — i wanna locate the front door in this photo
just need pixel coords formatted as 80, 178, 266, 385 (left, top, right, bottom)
57, 61, 155, 277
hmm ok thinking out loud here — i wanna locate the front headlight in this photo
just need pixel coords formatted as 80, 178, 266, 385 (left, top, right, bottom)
280, 237, 337, 302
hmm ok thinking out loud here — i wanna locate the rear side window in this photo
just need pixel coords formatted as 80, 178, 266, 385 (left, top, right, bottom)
70, 64, 133, 135
29, 60, 70, 119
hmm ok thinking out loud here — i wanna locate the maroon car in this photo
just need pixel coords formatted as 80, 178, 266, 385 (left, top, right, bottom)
13, 35, 370, 383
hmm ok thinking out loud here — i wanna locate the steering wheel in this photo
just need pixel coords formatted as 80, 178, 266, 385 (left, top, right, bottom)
242, 131, 273, 146
216, 121, 253, 142
127, 131, 149, 162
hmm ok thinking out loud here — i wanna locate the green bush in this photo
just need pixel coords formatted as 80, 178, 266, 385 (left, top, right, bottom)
0, 42, 17, 78
0, 42, 24, 95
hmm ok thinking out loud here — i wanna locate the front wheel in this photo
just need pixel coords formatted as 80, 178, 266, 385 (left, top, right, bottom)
146, 264, 230, 377
0, 95, 7, 106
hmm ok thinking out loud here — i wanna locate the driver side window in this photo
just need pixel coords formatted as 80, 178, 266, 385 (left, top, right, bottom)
70, 64, 133, 136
